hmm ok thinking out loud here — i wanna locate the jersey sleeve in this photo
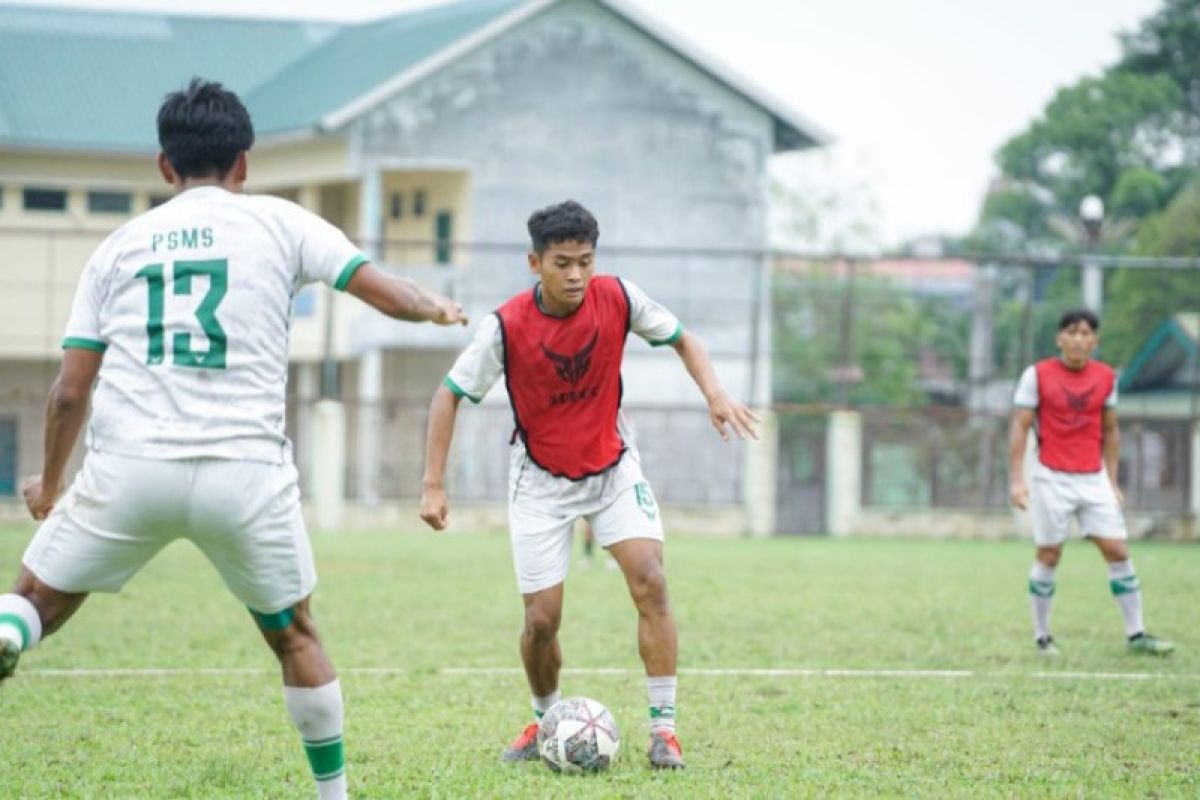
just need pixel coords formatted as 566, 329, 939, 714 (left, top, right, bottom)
295, 205, 369, 291
1105, 379, 1118, 408
61, 256, 109, 352
621, 279, 682, 347
444, 314, 504, 404
1013, 366, 1038, 408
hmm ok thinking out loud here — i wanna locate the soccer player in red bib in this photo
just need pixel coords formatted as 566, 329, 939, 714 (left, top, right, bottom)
420, 200, 758, 769
1009, 309, 1174, 656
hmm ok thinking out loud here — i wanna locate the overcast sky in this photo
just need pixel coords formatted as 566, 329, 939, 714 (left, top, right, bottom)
8, 0, 1164, 246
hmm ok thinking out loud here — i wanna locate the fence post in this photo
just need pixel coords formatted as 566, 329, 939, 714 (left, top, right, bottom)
1191, 419, 1200, 526
312, 399, 346, 531
742, 409, 778, 536
826, 410, 862, 536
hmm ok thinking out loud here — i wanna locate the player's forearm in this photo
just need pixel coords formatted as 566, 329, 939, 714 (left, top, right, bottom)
422, 385, 461, 489
1103, 427, 1120, 483
387, 277, 445, 322
1008, 417, 1029, 483
41, 379, 89, 487
673, 332, 725, 405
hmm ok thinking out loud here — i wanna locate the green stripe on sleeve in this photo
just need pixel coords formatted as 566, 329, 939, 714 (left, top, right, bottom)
333, 254, 368, 291
443, 375, 482, 404
649, 323, 684, 347
62, 337, 107, 352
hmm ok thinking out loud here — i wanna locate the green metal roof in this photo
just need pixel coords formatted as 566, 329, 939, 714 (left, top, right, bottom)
0, 0, 825, 152
0, 5, 341, 150
245, 0, 523, 136
1120, 313, 1200, 392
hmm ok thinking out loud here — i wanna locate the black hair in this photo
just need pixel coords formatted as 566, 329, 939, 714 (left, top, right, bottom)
1058, 308, 1100, 332
527, 200, 599, 253
157, 78, 255, 180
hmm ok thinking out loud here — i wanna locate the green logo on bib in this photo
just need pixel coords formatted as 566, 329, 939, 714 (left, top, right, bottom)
634, 482, 657, 520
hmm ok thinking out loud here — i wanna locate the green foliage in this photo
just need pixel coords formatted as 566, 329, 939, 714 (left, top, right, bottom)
772, 267, 969, 406
0, 529, 1195, 797
1118, 0, 1200, 128
1103, 181, 1200, 366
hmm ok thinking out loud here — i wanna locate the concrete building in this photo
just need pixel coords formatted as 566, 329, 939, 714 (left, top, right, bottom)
0, 0, 825, 522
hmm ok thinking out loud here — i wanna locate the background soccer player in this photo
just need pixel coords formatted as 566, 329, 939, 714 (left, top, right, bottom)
1009, 309, 1174, 657
0, 78, 466, 800
419, 200, 758, 770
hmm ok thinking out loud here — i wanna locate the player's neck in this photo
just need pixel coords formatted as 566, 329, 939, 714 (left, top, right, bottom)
175, 177, 241, 193
1057, 354, 1090, 371
534, 284, 582, 318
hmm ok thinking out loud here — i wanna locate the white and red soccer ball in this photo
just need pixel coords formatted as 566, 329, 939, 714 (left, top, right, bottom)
538, 696, 620, 774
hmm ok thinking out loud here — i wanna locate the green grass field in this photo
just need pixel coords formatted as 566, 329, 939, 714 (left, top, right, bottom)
0, 525, 1197, 798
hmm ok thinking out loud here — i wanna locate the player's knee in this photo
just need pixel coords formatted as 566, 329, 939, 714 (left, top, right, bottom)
1036, 547, 1062, 568
522, 606, 560, 643
259, 608, 321, 660
629, 564, 669, 611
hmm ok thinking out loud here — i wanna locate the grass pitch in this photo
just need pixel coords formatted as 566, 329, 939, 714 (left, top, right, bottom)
0, 526, 1196, 798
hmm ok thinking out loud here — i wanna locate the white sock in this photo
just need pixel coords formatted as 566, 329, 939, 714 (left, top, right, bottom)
1107, 560, 1144, 638
532, 690, 561, 720
1028, 563, 1056, 640
0, 594, 43, 652
647, 675, 677, 734
283, 680, 346, 800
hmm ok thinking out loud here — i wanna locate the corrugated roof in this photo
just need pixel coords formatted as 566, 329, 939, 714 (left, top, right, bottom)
245, 0, 523, 136
0, 5, 340, 150
0, 0, 826, 152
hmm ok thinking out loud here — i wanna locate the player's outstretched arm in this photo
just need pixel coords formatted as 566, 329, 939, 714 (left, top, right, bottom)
23, 348, 103, 520
420, 383, 463, 531
670, 331, 759, 441
344, 262, 468, 326
1008, 408, 1035, 510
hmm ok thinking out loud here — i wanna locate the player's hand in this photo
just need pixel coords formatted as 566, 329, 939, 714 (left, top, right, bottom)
431, 297, 468, 327
1010, 479, 1029, 510
420, 485, 450, 531
708, 394, 760, 442
22, 475, 61, 521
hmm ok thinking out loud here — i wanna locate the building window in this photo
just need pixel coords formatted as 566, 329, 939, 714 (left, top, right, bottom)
87, 190, 132, 214
413, 189, 427, 217
435, 210, 453, 264
0, 186, 5, 210
148, 195, 172, 209
23, 187, 68, 212
390, 192, 403, 220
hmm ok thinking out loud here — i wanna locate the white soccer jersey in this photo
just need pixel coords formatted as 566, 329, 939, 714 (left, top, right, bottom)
62, 185, 366, 463
445, 278, 683, 512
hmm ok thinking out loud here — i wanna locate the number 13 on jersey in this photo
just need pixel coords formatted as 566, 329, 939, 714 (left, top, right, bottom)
135, 258, 228, 369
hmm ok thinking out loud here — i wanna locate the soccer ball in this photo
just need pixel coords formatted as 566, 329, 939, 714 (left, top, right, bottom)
538, 696, 620, 774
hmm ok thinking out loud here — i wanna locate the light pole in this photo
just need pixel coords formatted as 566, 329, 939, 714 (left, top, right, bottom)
1079, 194, 1104, 312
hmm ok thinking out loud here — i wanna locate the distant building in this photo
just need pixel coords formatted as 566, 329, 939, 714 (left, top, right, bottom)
0, 0, 826, 502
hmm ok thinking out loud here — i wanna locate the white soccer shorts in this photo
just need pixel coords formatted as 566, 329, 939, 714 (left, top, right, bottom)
508, 480, 664, 594
1029, 463, 1128, 546
23, 450, 315, 614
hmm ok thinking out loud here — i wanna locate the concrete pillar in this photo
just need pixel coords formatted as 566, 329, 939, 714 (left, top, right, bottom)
297, 184, 320, 213
968, 264, 995, 412
355, 167, 385, 505
356, 348, 383, 505
742, 409, 778, 537
825, 410, 862, 536
1082, 255, 1103, 314
311, 399, 346, 531
295, 363, 318, 496
1191, 420, 1200, 520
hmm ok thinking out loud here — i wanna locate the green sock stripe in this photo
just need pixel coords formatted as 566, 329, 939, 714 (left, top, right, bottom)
0, 613, 31, 650
1028, 580, 1055, 598
534, 708, 545, 719
650, 705, 676, 719
248, 606, 295, 631
315, 768, 345, 782
303, 737, 344, 779
1110, 576, 1141, 595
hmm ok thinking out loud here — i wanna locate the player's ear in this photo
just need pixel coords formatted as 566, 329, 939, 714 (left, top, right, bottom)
230, 151, 248, 187
527, 251, 540, 275
157, 153, 178, 186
